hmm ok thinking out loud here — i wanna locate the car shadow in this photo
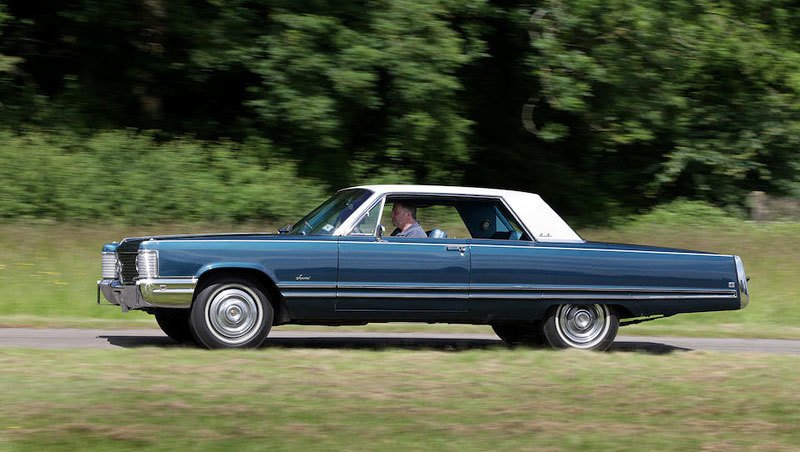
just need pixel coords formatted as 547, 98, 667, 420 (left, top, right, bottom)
99, 334, 691, 354
609, 341, 691, 354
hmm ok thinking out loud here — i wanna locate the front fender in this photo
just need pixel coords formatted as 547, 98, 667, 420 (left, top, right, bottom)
196, 262, 279, 284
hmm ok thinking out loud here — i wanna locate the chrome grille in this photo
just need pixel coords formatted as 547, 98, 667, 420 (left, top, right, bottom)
101, 252, 117, 279
118, 252, 139, 284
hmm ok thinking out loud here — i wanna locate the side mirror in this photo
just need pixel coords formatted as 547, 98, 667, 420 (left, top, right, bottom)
278, 224, 293, 234
375, 224, 385, 240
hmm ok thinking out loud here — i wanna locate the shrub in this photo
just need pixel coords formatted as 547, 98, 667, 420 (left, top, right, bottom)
624, 200, 742, 229
0, 129, 327, 223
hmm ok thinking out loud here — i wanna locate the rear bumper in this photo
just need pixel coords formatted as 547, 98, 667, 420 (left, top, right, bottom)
734, 255, 749, 309
97, 278, 196, 311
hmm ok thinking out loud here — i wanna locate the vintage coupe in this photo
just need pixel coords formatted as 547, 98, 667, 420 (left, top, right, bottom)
98, 185, 748, 350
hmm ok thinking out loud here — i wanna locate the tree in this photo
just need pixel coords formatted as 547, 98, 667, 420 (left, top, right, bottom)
527, 0, 800, 207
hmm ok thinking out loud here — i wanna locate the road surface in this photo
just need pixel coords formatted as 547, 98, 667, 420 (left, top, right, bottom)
0, 328, 798, 354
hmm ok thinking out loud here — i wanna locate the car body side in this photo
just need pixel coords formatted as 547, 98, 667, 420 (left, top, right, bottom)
98, 186, 748, 327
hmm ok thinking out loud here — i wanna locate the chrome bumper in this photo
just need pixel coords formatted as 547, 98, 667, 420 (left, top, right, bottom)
734, 255, 749, 309
97, 278, 196, 311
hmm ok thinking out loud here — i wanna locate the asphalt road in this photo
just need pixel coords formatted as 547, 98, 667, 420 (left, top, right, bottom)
0, 328, 799, 354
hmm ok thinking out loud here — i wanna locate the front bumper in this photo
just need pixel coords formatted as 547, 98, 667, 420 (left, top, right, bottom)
97, 278, 196, 311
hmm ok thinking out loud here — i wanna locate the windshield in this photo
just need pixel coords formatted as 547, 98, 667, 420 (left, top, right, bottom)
288, 189, 372, 235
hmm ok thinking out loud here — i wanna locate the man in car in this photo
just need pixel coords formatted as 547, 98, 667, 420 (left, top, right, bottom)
390, 202, 426, 238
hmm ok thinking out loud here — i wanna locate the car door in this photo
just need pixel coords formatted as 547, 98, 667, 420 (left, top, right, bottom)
337, 235, 470, 318
336, 197, 471, 320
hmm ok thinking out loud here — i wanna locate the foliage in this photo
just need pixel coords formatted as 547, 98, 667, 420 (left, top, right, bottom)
620, 200, 743, 228
0, 130, 325, 223
528, 0, 800, 207
0, 4, 23, 122
0, 1, 798, 224
195, 0, 485, 186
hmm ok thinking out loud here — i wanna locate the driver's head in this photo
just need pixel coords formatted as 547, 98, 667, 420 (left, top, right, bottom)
391, 202, 416, 228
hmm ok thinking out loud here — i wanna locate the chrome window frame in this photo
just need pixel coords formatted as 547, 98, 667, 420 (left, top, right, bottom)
346, 195, 387, 237
340, 192, 535, 242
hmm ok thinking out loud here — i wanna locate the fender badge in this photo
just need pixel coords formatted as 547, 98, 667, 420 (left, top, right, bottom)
295, 274, 312, 281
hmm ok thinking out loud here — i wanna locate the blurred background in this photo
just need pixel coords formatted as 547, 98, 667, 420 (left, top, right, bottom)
0, 0, 798, 334
1, 0, 799, 224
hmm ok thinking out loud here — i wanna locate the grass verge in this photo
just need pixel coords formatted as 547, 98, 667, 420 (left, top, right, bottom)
0, 347, 798, 450
0, 218, 798, 339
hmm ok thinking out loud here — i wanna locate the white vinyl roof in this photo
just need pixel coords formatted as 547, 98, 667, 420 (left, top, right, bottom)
347, 185, 583, 242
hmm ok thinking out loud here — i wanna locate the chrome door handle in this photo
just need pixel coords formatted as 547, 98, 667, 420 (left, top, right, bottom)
446, 245, 466, 253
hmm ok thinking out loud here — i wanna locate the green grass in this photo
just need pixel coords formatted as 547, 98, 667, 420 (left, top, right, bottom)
0, 219, 798, 339
0, 347, 798, 450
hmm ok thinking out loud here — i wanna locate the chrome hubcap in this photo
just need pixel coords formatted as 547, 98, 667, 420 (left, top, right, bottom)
555, 304, 610, 348
205, 285, 262, 345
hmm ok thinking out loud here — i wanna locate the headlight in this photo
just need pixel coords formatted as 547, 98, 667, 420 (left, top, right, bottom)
136, 249, 159, 279
101, 252, 118, 279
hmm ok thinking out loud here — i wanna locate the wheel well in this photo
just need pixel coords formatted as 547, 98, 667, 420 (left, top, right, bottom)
542, 302, 636, 320
609, 304, 636, 319
194, 268, 289, 325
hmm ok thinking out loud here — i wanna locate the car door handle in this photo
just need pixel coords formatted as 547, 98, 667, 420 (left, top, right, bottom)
446, 245, 466, 253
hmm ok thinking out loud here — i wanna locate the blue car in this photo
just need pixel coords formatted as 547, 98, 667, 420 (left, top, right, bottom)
98, 185, 749, 350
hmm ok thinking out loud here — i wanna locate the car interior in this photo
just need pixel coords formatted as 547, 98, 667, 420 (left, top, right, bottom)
351, 195, 530, 241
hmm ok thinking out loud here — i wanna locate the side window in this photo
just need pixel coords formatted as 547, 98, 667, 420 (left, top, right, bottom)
354, 196, 527, 240
491, 205, 525, 240
349, 200, 383, 235
415, 205, 470, 238
379, 200, 469, 239
455, 200, 528, 241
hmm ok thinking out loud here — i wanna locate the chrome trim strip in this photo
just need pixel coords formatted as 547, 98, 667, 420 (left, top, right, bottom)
281, 291, 338, 298
277, 283, 338, 290
468, 292, 738, 300
465, 244, 733, 257
338, 283, 469, 291
154, 240, 340, 245
337, 291, 469, 299
137, 278, 199, 285
335, 240, 732, 257
632, 294, 737, 300
339, 241, 466, 247
337, 283, 734, 295
470, 284, 736, 294
281, 284, 737, 300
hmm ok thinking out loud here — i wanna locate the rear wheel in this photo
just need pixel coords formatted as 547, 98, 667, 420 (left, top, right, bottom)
153, 309, 194, 343
189, 277, 274, 349
542, 304, 618, 351
491, 322, 547, 347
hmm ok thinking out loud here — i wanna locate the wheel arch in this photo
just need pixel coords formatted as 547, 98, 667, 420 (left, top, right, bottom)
193, 265, 290, 325
538, 300, 640, 320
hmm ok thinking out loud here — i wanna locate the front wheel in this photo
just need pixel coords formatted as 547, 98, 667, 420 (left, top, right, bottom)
154, 308, 194, 343
189, 277, 274, 349
542, 304, 618, 351
491, 322, 547, 347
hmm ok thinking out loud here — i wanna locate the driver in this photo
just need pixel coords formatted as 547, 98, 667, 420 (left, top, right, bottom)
390, 202, 426, 238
